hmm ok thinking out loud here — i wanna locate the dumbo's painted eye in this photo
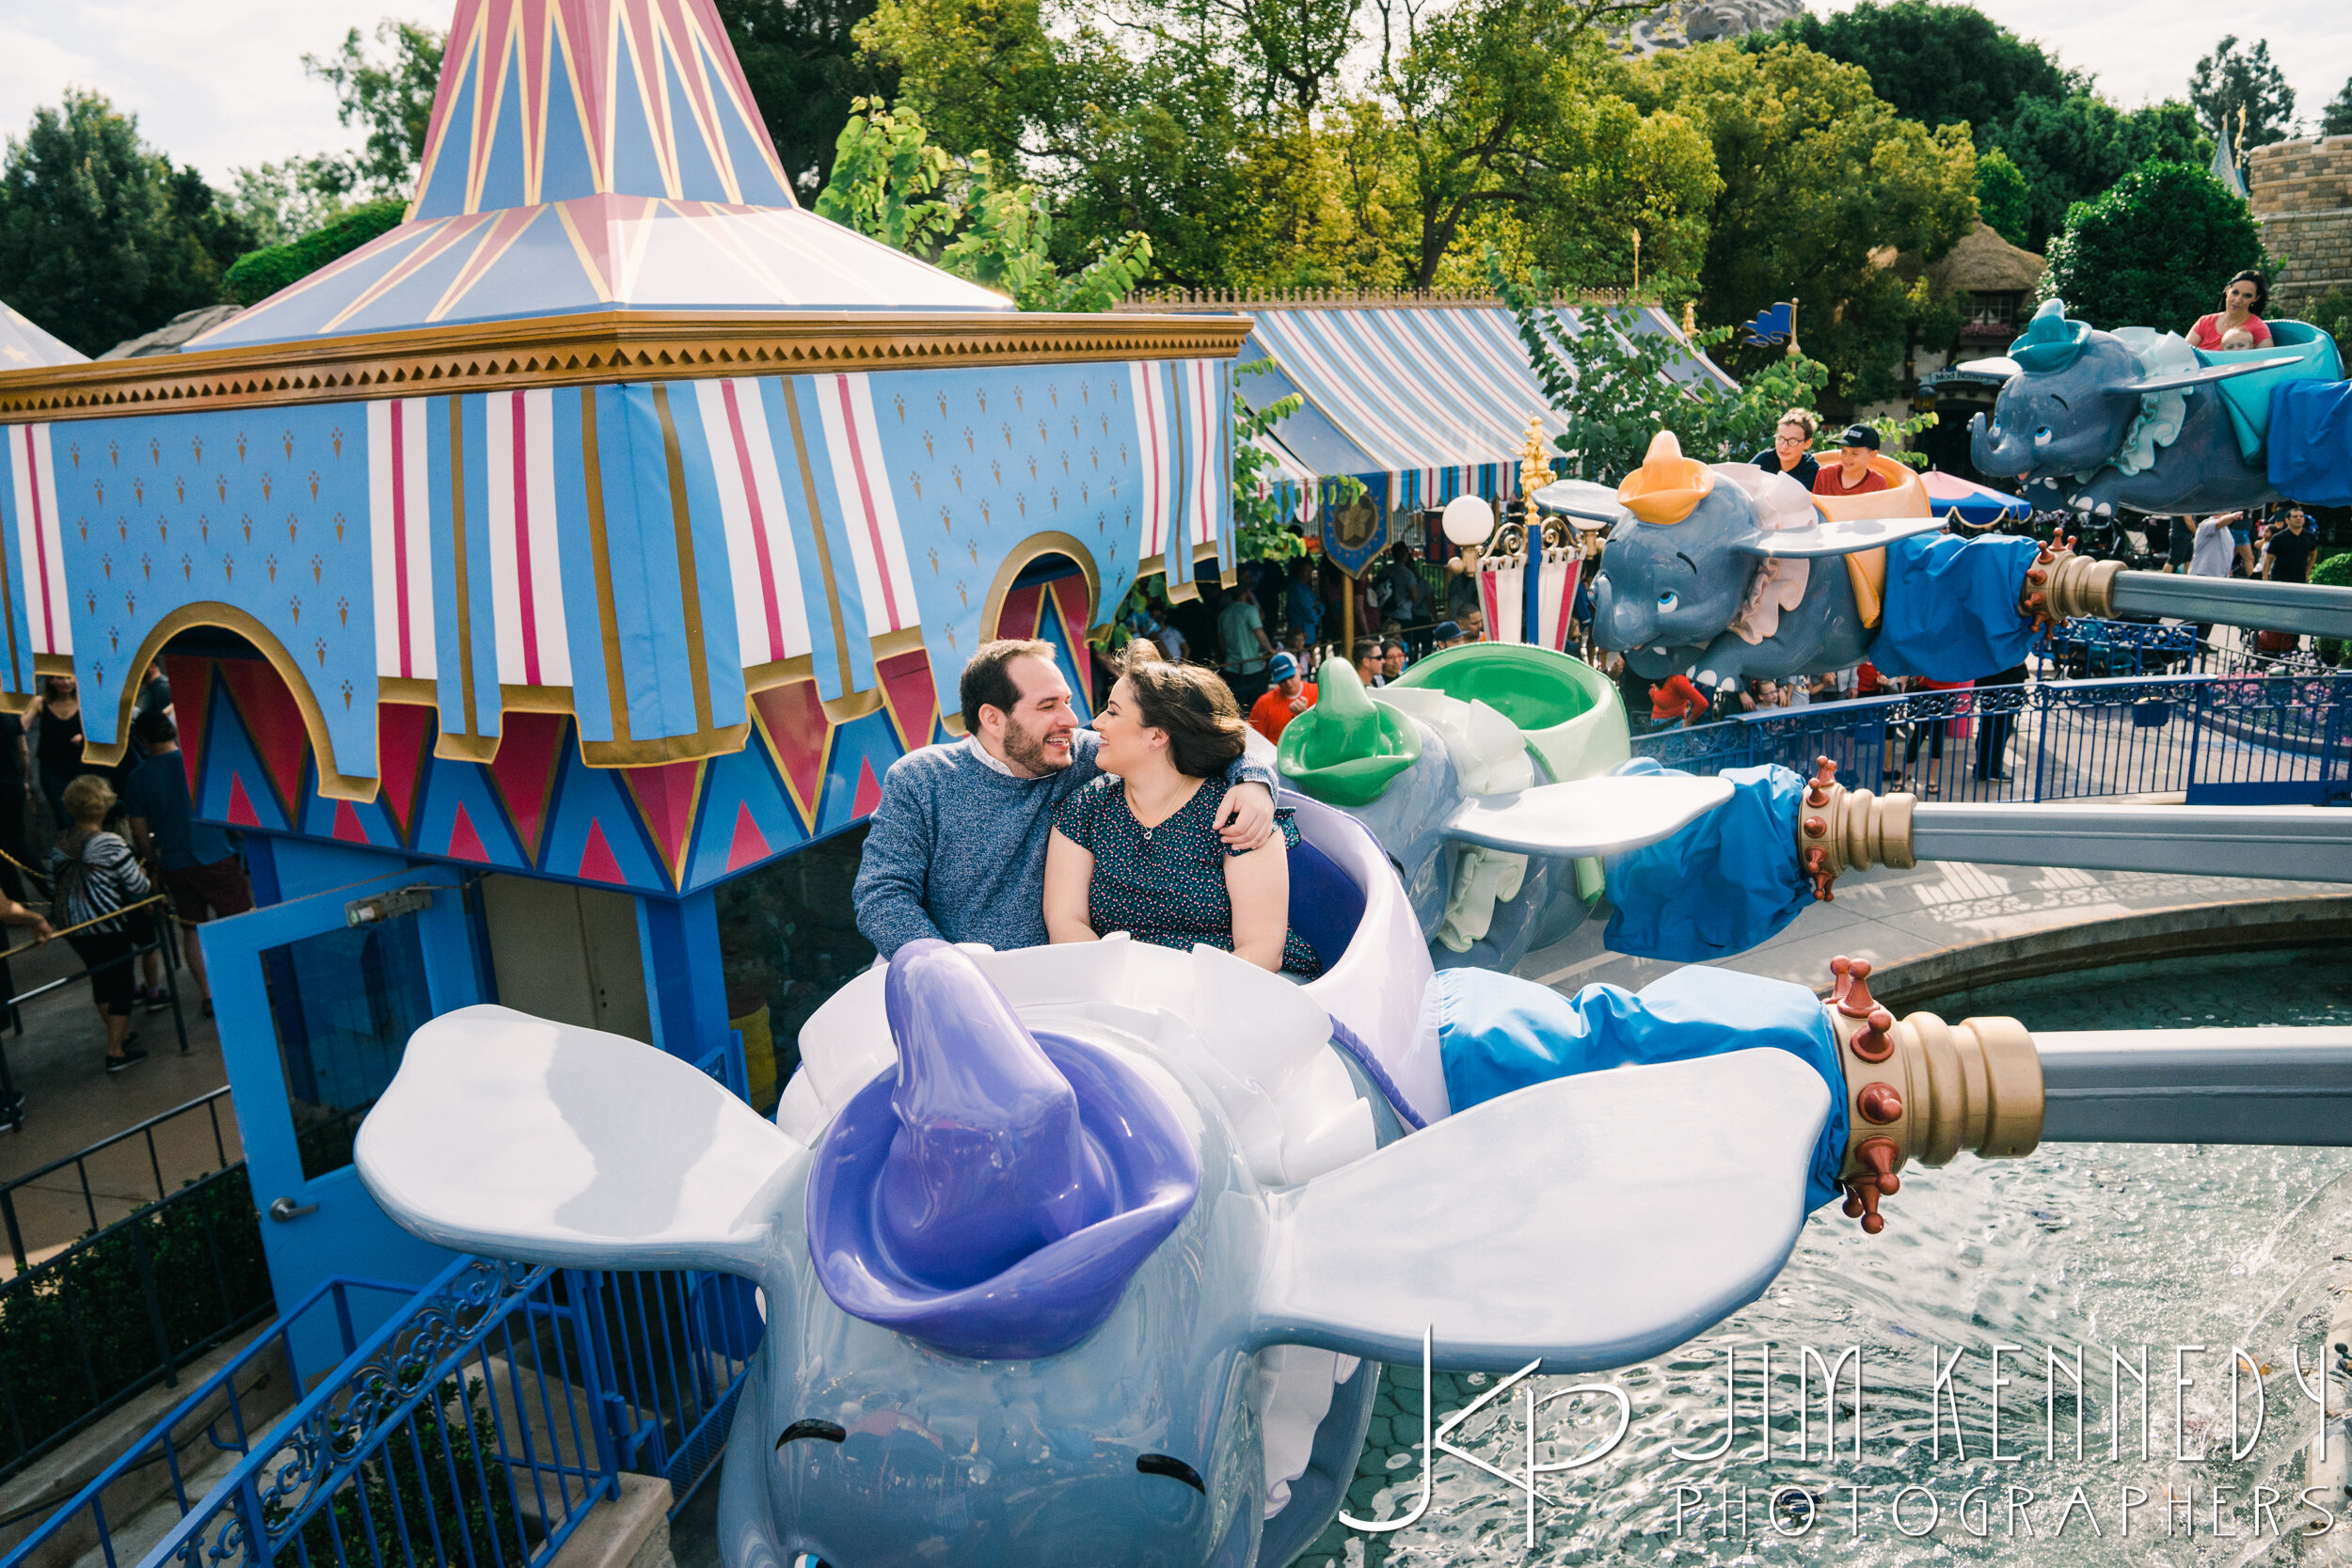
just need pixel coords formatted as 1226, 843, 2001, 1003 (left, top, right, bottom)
1657, 591, 1679, 611
2032, 426, 2053, 447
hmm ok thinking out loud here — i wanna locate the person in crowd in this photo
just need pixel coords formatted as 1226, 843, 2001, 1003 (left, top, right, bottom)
120, 710, 250, 1018
2187, 271, 2272, 351
1152, 609, 1189, 663
1446, 560, 1483, 622
1813, 425, 1890, 498
1459, 608, 1486, 642
1217, 584, 1277, 707
1248, 653, 1318, 742
1899, 677, 1974, 798
1285, 558, 1325, 649
852, 640, 1277, 957
1044, 658, 1319, 976
1650, 671, 1710, 727
1353, 639, 1386, 688
1432, 620, 1463, 650
0, 708, 29, 905
1974, 660, 2027, 782
1375, 546, 1427, 628
24, 674, 86, 832
1381, 640, 1408, 683
2163, 515, 2195, 573
49, 775, 153, 1072
2262, 507, 2318, 584
2185, 513, 2235, 657
1752, 408, 1821, 492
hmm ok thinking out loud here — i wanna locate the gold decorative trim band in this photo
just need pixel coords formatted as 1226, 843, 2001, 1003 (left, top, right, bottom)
0, 310, 1259, 424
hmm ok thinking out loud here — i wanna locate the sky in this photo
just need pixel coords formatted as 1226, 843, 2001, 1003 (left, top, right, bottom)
0, 0, 2347, 186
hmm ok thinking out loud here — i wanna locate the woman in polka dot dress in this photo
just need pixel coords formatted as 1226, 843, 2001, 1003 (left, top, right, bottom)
1044, 657, 1321, 976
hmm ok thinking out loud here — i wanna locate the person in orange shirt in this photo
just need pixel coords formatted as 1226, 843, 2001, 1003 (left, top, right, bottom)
1248, 653, 1318, 741
1813, 424, 1891, 499
1649, 672, 1710, 727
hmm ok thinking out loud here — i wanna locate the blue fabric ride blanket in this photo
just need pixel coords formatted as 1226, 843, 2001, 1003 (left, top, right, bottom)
1602, 759, 1807, 961
2268, 380, 2352, 507
1429, 963, 1851, 1213
1868, 531, 2042, 682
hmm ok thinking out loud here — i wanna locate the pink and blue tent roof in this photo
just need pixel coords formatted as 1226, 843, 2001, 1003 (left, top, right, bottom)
194, 0, 1009, 351
1232, 302, 1734, 518
0, 301, 85, 369
1922, 469, 2030, 525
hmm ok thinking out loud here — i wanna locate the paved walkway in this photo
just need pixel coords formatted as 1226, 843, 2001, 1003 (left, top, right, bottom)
1518, 859, 2348, 997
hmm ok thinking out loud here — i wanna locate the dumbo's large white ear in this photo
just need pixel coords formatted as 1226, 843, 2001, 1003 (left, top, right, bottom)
1441, 773, 1728, 858
2132, 353, 2303, 393
356, 1006, 803, 1277
1251, 1048, 1829, 1373
1731, 514, 1947, 558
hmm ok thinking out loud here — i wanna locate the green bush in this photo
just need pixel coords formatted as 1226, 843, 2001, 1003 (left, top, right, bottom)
273, 1375, 525, 1568
2040, 160, 2272, 331
2316, 552, 2351, 664
222, 197, 407, 307
0, 1165, 271, 1474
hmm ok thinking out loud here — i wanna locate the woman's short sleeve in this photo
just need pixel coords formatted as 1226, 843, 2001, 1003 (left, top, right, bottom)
1051, 780, 1102, 849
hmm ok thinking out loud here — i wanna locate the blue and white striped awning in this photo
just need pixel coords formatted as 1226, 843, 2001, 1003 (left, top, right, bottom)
1232, 301, 1734, 520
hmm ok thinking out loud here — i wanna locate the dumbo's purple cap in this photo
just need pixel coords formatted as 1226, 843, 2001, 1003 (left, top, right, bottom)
804, 941, 1200, 1359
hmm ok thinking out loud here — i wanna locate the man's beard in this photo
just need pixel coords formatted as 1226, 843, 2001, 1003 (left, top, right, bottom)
1002, 721, 1072, 775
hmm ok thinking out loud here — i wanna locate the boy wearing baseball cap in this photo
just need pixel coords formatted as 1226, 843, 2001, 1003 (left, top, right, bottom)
1248, 652, 1318, 741
1813, 424, 1890, 498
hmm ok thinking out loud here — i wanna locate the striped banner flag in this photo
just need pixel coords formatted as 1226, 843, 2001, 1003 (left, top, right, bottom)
814, 372, 918, 636
1129, 361, 1175, 565
1478, 557, 1526, 645
6, 423, 70, 657
482, 388, 572, 688
368, 399, 437, 680
695, 377, 813, 668
1534, 550, 1580, 654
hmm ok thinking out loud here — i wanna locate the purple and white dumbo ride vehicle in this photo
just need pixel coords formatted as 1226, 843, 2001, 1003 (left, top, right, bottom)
1967, 297, 2342, 517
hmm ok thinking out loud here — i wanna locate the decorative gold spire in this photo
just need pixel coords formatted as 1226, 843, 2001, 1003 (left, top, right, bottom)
1518, 411, 1551, 499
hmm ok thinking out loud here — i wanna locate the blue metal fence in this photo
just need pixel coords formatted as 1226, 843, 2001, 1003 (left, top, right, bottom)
1634, 673, 2352, 806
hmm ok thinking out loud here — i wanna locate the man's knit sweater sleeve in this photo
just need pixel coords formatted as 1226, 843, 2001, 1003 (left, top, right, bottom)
851, 757, 942, 955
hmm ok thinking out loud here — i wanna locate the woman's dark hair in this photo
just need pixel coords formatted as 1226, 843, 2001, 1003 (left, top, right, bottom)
1121, 663, 1246, 778
2225, 270, 2268, 316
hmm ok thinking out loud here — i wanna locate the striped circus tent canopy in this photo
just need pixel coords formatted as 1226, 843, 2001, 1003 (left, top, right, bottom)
194, 0, 1009, 351
0, 302, 83, 369
1228, 300, 1733, 520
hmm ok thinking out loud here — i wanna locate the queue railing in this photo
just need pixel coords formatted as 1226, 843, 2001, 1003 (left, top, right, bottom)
1633, 672, 2351, 807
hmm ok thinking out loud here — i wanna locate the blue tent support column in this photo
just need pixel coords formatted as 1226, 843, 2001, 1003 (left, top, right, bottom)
640, 890, 732, 1062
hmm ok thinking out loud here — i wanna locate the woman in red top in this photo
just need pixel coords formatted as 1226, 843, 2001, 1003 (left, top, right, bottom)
2187, 271, 2272, 351
1813, 425, 1891, 498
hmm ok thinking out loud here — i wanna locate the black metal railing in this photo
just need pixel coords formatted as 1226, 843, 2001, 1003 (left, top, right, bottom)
0, 1087, 235, 1271
0, 1163, 272, 1482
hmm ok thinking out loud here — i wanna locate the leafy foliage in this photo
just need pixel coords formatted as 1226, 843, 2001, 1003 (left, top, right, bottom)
222, 198, 407, 307
0, 90, 256, 355
1974, 147, 2030, 246
1739, 0, 2074, 135
2325, 79, 2352, 138
815, 98, 1151, 309
1490, 253, 1828, 484
2040, 160, 2272, 330
2307, 288, 2352, 358
720, 0, 898, 201
1987, 95, 2208, 253
0, 1165, 271, 1475
2188, 36, 2295, 150
1616, 42, 1978, 406
302, 21, 448, 197
1232, 361, 1312, 563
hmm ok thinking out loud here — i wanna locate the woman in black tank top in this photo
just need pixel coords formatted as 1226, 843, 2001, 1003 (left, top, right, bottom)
26, 676, 85, 831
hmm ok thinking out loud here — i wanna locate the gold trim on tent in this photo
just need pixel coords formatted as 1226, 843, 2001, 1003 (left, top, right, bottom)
0, 310, 1258, 423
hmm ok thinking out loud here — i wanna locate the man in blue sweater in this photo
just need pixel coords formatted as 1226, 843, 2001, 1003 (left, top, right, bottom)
853, 640, 1279, 956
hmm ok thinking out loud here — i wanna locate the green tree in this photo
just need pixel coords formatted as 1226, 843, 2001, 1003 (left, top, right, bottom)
1739, 1, 2074, 137
2040, 160, 2271, 329
1617, 42, 1979, 405
815, 98, 1151, 309
304, 20, 447, 196
221, 154, 359, 248
2188, 36, 2295, 150
719, 0, 897, 200
2320, 78, 2352, 137
0, 90, 255, 355
1987, 95, 2208, 252
1975, 146, 2030, 245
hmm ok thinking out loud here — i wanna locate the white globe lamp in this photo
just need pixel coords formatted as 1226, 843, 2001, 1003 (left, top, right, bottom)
1441, 494, 1495, 548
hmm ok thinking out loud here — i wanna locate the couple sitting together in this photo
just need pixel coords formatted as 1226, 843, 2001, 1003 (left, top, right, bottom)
852, 638, 1323, 976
